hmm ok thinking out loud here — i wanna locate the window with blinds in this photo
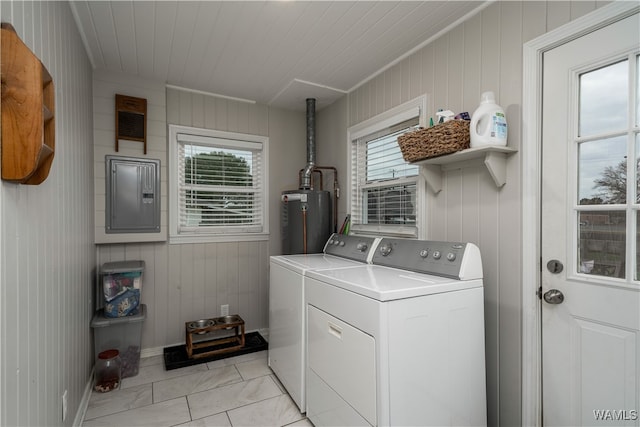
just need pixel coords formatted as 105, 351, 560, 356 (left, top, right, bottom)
169, 125, 268, 243
349, 98, 425, 237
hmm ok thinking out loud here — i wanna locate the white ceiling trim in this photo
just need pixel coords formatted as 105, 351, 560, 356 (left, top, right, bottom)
165, 84, 257, 104
348, 1, 494, 93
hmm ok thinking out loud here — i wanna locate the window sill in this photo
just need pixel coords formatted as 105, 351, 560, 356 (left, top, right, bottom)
169, 232, 270, 245
350, 224, 418, 238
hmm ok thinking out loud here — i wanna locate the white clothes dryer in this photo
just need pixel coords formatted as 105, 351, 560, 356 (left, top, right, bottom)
268, 233, 380, 412
305, 238, 487, 426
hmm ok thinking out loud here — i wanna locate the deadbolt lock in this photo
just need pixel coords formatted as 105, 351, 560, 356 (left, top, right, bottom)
546, 259, 564, 274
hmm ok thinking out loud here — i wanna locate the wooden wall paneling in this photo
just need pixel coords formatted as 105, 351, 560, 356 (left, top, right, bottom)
522, 2, 547, 45
501, 2, 524, 138
571, 1, 599, 21
248, 103, 269, 136
400, 58, 411, 103
167, 244, 182, 344
2, 2, 94, 424
547, 1, 572, 31
3, 189, 19, 427
428, 182, 447, 241
361, 82, 372, 125
16, 193, 29, 424
216, 243, 230, 317
250, 242, 262, 330
215, 98, 228, 131
205, 244, 219, 323
237, 242, 251, 327
349, 86, 360, 126
461, 165, 481, 245
463, 13, 483, 113
179, 90, 192, 125
228, 241, 239, 316
421, 44, 435, 117
498, 161, 524, 427
227, 101, 239, 132
445, 169, 464, 241
480, 5, 501, 99
191, 93, 205, 128
192, 243, 207, 321
124, 243, 143, 261
180, 244, 195, 326
433, 35, 449, 114
409, 52, 422, 99
139, 243, 156, 348
166, 88, 180, 124
389, 65, 403, 110
363, 74, 376, 117
153, 242, 169, 347
358, 74, 369, 117
497, 8, 524, 421
447, 25, 465, 114
259, 241, 270, 328
203, 95, 216, 129
477, 166, 501, 426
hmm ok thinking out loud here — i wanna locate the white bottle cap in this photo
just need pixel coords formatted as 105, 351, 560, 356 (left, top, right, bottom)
480, 91, 496, 103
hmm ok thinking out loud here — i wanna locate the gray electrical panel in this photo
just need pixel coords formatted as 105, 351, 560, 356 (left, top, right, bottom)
106, 155, 160, 233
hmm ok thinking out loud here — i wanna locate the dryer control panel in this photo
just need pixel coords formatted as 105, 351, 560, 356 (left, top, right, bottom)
323, 233, 381, 263
372, 238, 483, 280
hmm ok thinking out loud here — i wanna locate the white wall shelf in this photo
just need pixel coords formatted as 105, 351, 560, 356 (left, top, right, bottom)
414, 146, 518, 193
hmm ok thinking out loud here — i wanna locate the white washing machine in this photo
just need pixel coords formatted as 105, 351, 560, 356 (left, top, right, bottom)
268, 233, 380, 412
305, 238, 487, 426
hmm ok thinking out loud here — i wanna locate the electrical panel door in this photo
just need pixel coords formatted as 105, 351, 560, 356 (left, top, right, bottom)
106, 155, 160, 233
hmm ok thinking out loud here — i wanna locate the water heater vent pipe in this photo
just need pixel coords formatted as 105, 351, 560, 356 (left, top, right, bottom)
300, 98, 316, 190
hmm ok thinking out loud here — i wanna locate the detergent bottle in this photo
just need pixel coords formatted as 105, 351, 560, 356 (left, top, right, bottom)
470, 91, 507, 147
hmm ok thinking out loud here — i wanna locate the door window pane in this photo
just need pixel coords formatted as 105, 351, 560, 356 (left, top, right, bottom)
637, 212, 640, 281
636, 55, 639, 127
578, 210, 626, 279
578, 136, 627, 204
579, 60, 628, 136
637, 134, 640, 203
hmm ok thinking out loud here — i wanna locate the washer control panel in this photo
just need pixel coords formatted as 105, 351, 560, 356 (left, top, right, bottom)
324, 233, 381, 263
372, 238, 482, 280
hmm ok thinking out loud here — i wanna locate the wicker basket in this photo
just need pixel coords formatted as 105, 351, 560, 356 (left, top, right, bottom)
397, 120, 470, 162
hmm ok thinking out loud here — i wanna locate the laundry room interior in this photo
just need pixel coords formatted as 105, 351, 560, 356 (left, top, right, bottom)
1, 1, 638, 426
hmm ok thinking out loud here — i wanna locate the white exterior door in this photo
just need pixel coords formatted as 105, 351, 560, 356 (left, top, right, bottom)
541, 13, 640, 426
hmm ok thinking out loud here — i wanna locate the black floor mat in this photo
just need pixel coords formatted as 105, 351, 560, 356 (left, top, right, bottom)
163, 331, 268, 370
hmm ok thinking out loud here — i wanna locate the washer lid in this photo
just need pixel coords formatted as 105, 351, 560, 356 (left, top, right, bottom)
305, 265, 482, 301
270, 253, 364, 274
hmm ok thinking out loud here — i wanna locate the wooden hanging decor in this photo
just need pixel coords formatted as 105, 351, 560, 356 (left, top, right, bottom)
1, 22, 55, 184
115, 94, 147, 154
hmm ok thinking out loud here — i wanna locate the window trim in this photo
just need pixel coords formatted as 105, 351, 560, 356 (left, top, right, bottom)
168, 124, 269, 244
347, 96, 428, 238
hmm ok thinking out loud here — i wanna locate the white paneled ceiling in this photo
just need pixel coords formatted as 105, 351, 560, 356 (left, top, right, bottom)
70, 1, 485, 111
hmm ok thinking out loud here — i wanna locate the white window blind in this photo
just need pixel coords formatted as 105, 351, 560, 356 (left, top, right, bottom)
351, 117, 420, 236
170, 127, 268, 242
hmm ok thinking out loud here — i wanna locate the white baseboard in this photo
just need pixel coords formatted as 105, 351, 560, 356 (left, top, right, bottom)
73, 368, 94, 427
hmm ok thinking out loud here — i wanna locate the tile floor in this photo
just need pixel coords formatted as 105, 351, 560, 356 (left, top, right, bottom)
82, 350, 312, 427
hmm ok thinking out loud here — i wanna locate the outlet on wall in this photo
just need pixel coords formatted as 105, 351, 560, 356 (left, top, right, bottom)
62, 389, 68, 421
221, 304, 229, 316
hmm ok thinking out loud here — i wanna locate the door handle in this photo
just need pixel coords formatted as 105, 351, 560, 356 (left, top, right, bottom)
543, 289, 564, 304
